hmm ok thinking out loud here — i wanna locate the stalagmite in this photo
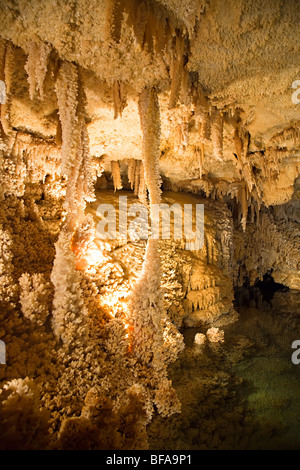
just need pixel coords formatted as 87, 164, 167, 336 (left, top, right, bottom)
19, 273, 51, 326
50, 228, 87, 343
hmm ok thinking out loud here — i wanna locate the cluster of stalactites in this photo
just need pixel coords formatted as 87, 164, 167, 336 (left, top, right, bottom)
25, 40, 51, 101
110, 0, 190, 110
14, 132, 61, 183
110, 159, 147, 203
232, 111, 265, 231
270, 123, 300, 148
111, 0, 184, 54
127, 158, 147, 204
195, 94, 224, 159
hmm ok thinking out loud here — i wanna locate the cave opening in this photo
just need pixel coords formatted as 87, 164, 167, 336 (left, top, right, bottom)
235, 270, 290, 310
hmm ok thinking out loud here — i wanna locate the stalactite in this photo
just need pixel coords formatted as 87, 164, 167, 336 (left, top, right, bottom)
132, 0, 150, 47
211, 107, 223, 161
198, 143, 204, 179
1, 41, 14, 135
180, 67, 192, 106
152, 10, 167, 53
112, 80, 127, 119
55, 61, 95, 227
127, 158, 136, 190
138, 87, 161, 206
24, 42, 37, 100
138, 160, 147, 204
238, 183, 248, 232
78, 120, 95, 203
233, 119, 260, 201
196, 93, 211, 144
55, 61, 79, 181
169, 33, 185, 109
134, 160, 140, 196
52, 61, 96, 341
25, 41, 51, 101
111, 160, 123, 191
234, 128, 243, 162
5, 131, 61, 186
0, 38, 5, 80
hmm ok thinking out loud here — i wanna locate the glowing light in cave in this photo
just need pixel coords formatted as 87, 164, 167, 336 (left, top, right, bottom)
101, 291, 130, 316
84, 246, 106, 267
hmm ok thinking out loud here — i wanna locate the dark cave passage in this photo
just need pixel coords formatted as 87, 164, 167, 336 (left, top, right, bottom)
235, 271, 289, 310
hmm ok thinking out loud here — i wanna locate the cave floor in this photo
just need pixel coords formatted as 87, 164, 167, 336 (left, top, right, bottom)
147, 299, 300, 450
